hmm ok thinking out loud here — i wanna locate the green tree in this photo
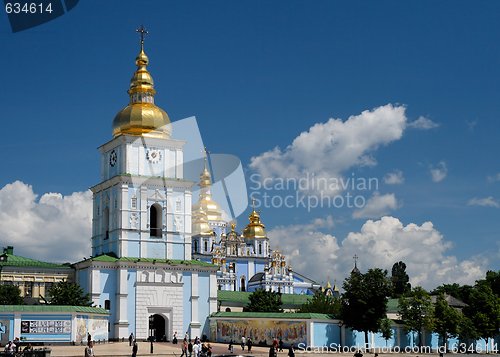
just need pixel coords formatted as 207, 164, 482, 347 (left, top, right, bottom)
433, 293, 462, 351
244, 289, 283, 312
431, 283, 473, 304
379, 318, 394, 346
464, 281, 500, 351
341, 268, 392, 348
484, 270, 500, 297
398, 286, 434, 347
0, 284, 23, 305
299, 290, 341, 316
391, 261, 411, 298
458, 315, 479, 348
48, 281, 93, 306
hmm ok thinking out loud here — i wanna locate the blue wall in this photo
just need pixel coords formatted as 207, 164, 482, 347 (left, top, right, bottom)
198, 272, 210, 337
182, 272, 192, 336
127, 270, 137, 334
313, 322, 340, 347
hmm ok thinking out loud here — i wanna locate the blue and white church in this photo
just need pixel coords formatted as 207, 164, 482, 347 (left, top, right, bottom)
73, 33, 219, 341
73, 30, 319, 342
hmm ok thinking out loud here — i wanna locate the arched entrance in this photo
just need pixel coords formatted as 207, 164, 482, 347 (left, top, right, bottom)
148, 314, 167, 342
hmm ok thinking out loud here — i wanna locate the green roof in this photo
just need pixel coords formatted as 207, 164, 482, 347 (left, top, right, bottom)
387, 298, 400, 313
217, 290, 312, 307
89, 254, 216, 267
0, 305, 109, 314
0, 253, 71, 269
211, 311, 336, 320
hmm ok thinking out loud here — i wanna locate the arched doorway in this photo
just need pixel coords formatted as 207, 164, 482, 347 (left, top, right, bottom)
148, 314, 167, 342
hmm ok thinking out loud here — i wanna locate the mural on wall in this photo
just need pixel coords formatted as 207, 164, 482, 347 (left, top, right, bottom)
21, 320, 71, 334
216, 319, 307, 346
76, 317, 87, 343
0, 319, 10, 345
90, 318, 108, 341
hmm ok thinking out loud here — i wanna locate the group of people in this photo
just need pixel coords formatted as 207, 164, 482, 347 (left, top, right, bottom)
4, 339, 34, 356
268, 337, 295, 357
180, 336, 212, 357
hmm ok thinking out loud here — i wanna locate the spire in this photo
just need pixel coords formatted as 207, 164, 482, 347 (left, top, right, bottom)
112, 26, 171, 139
351, 254, 361, 274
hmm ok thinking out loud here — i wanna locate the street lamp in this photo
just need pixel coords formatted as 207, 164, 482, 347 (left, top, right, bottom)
338, 321, 343, 351
148, 315, 154, 354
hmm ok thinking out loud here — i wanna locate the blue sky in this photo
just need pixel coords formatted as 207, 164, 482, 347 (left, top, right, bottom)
1, 1, 499, 288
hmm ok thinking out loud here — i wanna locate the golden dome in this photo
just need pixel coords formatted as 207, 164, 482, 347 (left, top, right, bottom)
112, 34, 171, 139
192, 157, 223, 222
192, 207, 213, 236
242, 208, 267, 239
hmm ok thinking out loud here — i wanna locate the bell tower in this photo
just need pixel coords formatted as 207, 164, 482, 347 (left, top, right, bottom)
90, 26, 192, 260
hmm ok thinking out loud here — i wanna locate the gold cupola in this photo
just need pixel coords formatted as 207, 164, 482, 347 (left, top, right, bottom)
192, 207, 213, 236
112, 26, 172, 139
192, 154, 223, 222
242, 200, 267, 239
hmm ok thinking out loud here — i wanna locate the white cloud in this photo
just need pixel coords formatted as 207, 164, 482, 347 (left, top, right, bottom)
269, 216, 487, 290
467, 196, 499, 208
384, 170, 404, 185
250, 104, 408, 195
353, 192, 398, 219
487, 173, 500, 182
0, 181, 92, 263
408, 116, 439, 130
430, 161, 448, 182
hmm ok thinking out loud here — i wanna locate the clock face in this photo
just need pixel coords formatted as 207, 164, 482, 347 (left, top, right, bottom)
109, 150, 117, 167
146, 149, 162, 163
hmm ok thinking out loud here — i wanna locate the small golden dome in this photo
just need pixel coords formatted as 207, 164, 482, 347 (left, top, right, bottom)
192, 207, 213, 236
242, 208, 267, 239
192, 157, 223, 222
112, 33, 171, 139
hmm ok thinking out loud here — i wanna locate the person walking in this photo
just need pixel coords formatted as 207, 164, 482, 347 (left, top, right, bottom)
241, 336, 246, 351
84, 341, 95, 357
128, 333, 134, 346
180, 338, 188, 357
246, 337, 253, 353
188, 339, 193, 357
228, 339, 234, 353
131, 340, 138, 357
288, 344, 295, 357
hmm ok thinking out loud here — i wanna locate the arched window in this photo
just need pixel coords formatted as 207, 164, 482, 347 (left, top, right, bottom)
103, 207, 110, 240
193, 240, 198, 253
258, 243, 262, 255
150, 203, 162, 237
204, 240, 208, 252
240, 276, 246, 292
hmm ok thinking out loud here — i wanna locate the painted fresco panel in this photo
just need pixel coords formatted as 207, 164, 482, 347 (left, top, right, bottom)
216, 319, 307, 346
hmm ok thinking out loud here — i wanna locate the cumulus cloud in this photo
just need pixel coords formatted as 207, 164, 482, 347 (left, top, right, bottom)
269, 216, 487, 290
430, 161, 448, 182
0, 181, 92, 263
250, 104, 408, 195
487, 173, 500, 182
384, 170, 404, 185
467, 196, 499, 208
408, 116, 439, 130
353, 192, 398, 219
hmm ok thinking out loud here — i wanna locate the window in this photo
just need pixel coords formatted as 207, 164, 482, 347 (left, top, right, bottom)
204, 240, 208, 252
240, 277, 246, 292
175, 199, 182, 212
131, 197, 137, 209
103, 207, 110, 239
104, 300, 111, 310
25, 282, 34, 297
258, 243, 262, 255
193, 240, 198, 253
150, 203, 162, 237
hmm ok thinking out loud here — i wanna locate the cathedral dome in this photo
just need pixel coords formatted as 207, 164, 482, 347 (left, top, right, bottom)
112, 37, 171, 139
192, 160, 223, 222
242, 208, 267, 239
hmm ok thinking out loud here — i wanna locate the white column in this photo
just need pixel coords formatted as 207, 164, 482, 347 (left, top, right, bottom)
120, 184, 128, 257
91, 268, 101, 305
175, 149, 183, 179
209, 273, 218, 313
115, 267, 129, 339
190, 272, 201, 337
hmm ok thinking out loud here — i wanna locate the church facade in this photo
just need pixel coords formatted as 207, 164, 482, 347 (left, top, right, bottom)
73, 33, 218, 341
73, 30, 319, 342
